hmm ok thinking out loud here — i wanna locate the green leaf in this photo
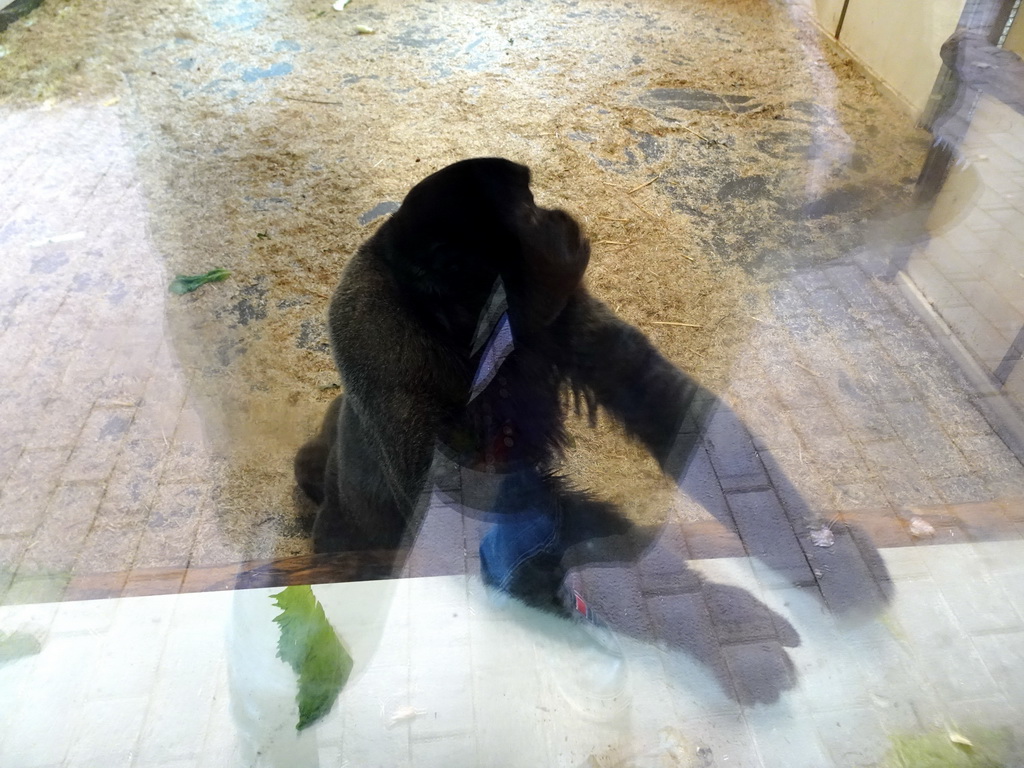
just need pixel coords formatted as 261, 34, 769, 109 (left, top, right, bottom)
169, 268, 231, 295
271, 585, 352, 731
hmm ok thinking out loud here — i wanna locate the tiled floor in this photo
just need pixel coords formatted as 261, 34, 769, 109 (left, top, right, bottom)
906, 93, 1024, 428
1, 0, 1024, 766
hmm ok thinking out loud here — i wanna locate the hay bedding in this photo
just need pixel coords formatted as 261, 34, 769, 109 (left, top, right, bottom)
1, 0, 926, 556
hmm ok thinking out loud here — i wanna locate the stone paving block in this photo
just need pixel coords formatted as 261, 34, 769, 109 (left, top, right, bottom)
972, 631, 1024, 705
964, 206, 1003, 234
651, 593, 724, 663
954, 431, 1024, 475
833, 479, 890, 510
61, 406, 135, 483
171, 398, 210, 445
932, 473, 993, 504
403, 498, 466, 579
682, 520, 746, 560
23, 391, 95, 454
72, 521, 145, 576
941, 305, 1015, 368
0, 438, 22, 482
131, 376, 188, 443
0, 395, 31, 455
58, 323, 122, 395
3, 572, 70, 605
955, 434, 1024, 498
932, 570, 1024, 635
674, 713, 760, 767
845, 355, 920, 406
678, 444, 733, 522
842, 509, 913, 549
0, 447, 71, 536
725, 489, 815, 589
921, 390, 995, 443
770, 284, 812, 320
923, 237, 976, 282
721, 641, 798, 709
998, 497, 1024, 523
803, 287, 875, 345
742, 392, 803, 453
142, 650, 247, 768
0, 534, 28, 599
0, 155, 55, 226
575, 563, 652, 637
811, 432, 872, 483
704, 407, 770, 493
65, 696, 149, 768
748, 706, 838, 768
872, 317, 962, 381
341, 676, 413, 768
17, 482, 104, 574
812, 707, 887, 767
0, 637, 91, 766
459, 510, 488, 555
429, 452, 461, 493
955, 278, 1024, 336
790, 270, 833, 294
861, 439, 944, 508
408, 665, 476, 743
96, 463, 161, 528
907, 258, 969, 309
824, 264, 890, 312
100, 343, 161, 406
824, 384, 898, 443
759, 350, 827, 413
758, 448, 836, 521
409, 732, 477, 768
637, 522, 700, 595
648, 592, 737, 705
703, 576, 788, 646
805, 522, 893, 619
132, 484, 211, 570
157, 440, 215, 485
893, 579, 1000, 702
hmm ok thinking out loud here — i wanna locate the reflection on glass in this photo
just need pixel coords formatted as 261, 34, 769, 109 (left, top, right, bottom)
0, 0, 1022, 765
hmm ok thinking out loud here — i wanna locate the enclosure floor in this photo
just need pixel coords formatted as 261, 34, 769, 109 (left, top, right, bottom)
1, 0, 1023, 765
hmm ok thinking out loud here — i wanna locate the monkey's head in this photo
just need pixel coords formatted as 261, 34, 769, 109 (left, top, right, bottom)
378, 157, 590, 337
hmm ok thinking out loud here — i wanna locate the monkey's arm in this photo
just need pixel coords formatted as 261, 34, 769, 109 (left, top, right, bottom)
556, 291, 707, 472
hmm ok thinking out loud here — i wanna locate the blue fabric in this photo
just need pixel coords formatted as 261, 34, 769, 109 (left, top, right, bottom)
478, 473, 562, 592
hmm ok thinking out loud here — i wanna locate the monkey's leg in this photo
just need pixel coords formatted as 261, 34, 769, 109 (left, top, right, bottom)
312, 397, 418, 554
294, 394, 345, 505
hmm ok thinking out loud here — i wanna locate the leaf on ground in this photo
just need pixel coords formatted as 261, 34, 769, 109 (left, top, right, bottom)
169, 268, 231, 295
271, 585, 352, 730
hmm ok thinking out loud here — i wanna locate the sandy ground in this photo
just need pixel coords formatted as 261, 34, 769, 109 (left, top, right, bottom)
0, 0, 930, 560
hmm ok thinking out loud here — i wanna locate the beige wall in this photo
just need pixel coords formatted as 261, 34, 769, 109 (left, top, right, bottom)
814, 0, 846, 36
813, 0, 963, 118
1004, 8, 1024, 57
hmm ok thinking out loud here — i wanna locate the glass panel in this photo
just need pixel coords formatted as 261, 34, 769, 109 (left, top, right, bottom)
1, 1, 1022, 766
